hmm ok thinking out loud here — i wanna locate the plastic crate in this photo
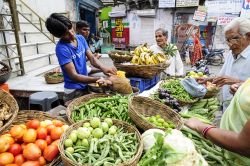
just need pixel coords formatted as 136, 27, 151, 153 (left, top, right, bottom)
129, 75, 160, 93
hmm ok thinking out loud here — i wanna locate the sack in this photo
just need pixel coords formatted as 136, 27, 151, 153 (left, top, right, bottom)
109, 75, 133, 94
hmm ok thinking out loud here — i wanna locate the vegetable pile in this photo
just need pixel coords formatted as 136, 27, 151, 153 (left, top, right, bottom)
160, 79, 195, 102
182, 126, 229, 165
139, 129, 207, 166
72, 95, 131, 123
153, 88, 181, 112
46, 72, 63, 79
0, 119, 68, 166
0, 101, 12, 128
63, 117, 139, 166
181, 98, 220, 124
144, 114, 175, 129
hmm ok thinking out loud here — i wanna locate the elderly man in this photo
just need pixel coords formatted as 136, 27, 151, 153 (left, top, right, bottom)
199, 17, 250, 111
150, 28, 184, 76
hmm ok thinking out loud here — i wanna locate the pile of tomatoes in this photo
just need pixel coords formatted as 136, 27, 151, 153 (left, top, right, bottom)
0, 119, 69, 166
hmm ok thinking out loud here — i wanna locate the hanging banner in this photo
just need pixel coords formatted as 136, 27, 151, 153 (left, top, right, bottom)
240, 0, 250, 18
159, 0, 175, 8
111, 18, 129, 49
193, 10, 207, 22
217, 15, 238, 25
176, 0, 199, 7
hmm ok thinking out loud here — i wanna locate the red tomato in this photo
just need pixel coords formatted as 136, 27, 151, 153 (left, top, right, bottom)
21, 143, 27, 150
23, 129, 37, 143
0, 137, 10, 153
21, 161, 39, 166
0, 152, 14, 166
14, 154, 25, 166
6, 164, 18, 166
43, 145, 59, 162
26, 120, 40, 129
36, 127, 47, 140
51, 140, 60, 146
35, 140, 47, 151
8, 144, 22, 156
46, 125, 55, 135
10, 125, 25, 139
45, 136, 52, 145
0, 134, 15, 146
38, 157, 46, 166
52, 120, 64, 127
23, 143, 41, 161
50, 127, 63, 140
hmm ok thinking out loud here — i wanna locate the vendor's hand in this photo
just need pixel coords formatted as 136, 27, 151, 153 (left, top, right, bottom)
102, 66, 117, 75
96, 77, 112, 87
94, 53, 102, 59
184, 118, 206, 133
196, 77, 213, 84
212, 76, 240, 87
230, 83, 242, 95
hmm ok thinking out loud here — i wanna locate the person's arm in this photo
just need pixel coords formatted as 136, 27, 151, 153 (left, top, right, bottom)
212, 76, 243, 87
185, 118, 250, 157
174, 50, 184, 76
85, 49, 117, 75
63, 62, 100, 83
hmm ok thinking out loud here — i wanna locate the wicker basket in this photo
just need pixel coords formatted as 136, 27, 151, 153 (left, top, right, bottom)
44, 72, 64, 84
66, 94, 110, 124
0, 90, 19, 133
59, 119, 143, 166
0, 61, 11, 84
128, 96, 183, 131
108, 50, 133, 63
114, 62, 170, 79
3, 110, 69, 166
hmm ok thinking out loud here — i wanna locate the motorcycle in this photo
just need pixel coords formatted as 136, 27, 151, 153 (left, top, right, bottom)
190, 60, 210, 75
202, 47, 224, 66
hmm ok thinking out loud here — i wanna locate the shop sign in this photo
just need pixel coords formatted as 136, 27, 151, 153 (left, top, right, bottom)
111, 18, 129, 49
193, 10, 207, 22
217, 16, 238, 25
159, 0, 175, 8
205, 0, 242, 14
240, 0, 250, 19
176, 0, 199, 7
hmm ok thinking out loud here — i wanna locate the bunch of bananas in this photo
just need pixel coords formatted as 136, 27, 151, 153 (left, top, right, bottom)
130, 44, 167, 65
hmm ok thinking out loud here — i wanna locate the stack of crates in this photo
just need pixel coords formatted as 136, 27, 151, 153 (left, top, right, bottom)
129, 75, 160, 93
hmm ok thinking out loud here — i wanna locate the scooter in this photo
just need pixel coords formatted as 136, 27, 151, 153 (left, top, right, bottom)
202, 47, 224, 66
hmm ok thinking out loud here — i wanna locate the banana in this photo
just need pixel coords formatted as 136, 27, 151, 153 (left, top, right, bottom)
140, 52, 146, 63
151, 55, 158, 64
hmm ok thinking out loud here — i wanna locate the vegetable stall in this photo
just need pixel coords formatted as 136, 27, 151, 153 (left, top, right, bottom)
0, 44, 233, 166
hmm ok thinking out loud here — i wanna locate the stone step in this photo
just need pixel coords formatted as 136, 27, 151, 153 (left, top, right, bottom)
18, 12, 32, 22
26, 64, 60, 77
15, 52, 58, 73
11, 41, 55, 57
19, 21, 45, 32
9, 31, 52, 43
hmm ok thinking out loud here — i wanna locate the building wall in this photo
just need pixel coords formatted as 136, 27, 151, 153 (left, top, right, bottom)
21, 0, 68, 19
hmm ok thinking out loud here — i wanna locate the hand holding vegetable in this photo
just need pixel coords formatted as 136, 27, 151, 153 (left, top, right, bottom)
212, 76, 242, 87
96, 77, 112, 87
102, 66, 117, 75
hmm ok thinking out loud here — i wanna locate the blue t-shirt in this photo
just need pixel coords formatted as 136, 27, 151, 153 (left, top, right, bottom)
56, 35, 89, 89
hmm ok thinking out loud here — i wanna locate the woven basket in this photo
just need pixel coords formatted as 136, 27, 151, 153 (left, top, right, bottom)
0, 90, 19, 133
128, 96, 183, 131
66, 94, 110, 124
44, 72, 64, 84
3, 110, 69, 166
0, 61, 11, 84
108, 50, 133, 63
114, 62, 170, 79
59, 119, 143, 166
